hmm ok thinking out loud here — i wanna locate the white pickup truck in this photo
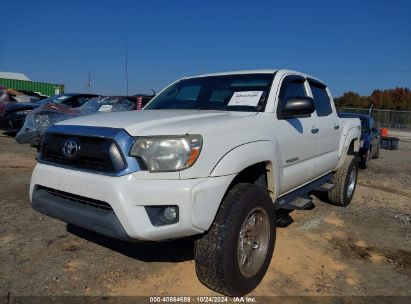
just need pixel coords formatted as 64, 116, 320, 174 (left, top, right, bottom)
30, 69, 361, 296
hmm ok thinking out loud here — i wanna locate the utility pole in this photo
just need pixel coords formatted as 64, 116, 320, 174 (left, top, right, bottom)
125, 39, 129, 96
85, 71, 92, 94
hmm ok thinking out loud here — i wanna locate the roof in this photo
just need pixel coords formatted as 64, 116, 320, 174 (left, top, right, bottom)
183, 69, 325, 85
184, 69, 277, 79
0, 71, 31, 81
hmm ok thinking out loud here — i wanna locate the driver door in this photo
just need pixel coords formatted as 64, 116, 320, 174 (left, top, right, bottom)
275, 75, 318, 195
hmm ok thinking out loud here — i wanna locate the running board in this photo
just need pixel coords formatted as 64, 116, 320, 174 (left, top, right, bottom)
281, 196, 314, 210
315, 182, 335, 191
275, 173, 333, 210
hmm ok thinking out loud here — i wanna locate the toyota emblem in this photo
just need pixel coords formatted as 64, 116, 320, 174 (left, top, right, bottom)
62, 139, 80, 159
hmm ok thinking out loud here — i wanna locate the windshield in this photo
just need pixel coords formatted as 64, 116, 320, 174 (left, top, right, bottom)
145, 74, 274, 112
78, 96, 134, 113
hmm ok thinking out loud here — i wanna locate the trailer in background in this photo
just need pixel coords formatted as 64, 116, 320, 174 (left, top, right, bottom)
0, 78, 64, 97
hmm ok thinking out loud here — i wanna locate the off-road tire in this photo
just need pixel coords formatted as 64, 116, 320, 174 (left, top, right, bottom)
194, 183, 276, 296
328, 155, 358, 206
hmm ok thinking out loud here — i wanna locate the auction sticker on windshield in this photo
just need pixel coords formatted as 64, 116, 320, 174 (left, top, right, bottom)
228, 91, 263, 107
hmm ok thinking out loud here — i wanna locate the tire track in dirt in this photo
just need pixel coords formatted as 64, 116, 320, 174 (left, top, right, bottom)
357, 181, 411, 199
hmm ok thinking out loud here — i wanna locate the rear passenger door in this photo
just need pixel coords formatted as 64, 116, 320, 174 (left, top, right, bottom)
276, 75, 318, 194
307, 79, 340, 175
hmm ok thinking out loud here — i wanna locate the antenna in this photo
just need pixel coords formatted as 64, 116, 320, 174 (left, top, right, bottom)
125, 39, 129, 96
85, 70, 92, 93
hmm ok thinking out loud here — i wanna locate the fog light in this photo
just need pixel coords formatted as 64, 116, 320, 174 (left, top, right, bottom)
145, 205, 179, 226
163, 207, 177, 222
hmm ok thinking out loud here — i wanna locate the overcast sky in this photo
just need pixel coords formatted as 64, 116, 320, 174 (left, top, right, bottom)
1, 0, 410, 96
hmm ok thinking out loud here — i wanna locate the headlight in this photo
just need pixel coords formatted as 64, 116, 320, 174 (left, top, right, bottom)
16, 110, 32, 115
130, 135, 202, 172
35, 114, 51, 129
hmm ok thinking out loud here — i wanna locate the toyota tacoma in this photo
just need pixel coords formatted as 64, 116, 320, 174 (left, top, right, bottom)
30, 69, 361, 296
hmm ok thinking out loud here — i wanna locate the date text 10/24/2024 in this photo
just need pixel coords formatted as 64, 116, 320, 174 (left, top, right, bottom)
149, 296, 258, 303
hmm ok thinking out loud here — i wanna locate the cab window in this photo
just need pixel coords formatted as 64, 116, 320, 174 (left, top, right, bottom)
309, 81, 332, 117
277, 75, 306, 118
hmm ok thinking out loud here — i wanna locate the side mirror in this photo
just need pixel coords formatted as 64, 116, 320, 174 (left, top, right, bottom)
280, 96, 315, 118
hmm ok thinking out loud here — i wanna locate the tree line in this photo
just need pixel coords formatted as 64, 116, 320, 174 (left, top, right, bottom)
334, 87, 411, 110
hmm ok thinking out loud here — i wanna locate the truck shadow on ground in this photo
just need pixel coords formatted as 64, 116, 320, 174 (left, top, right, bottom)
66, 224, 196, 262
2, 131, 17, 137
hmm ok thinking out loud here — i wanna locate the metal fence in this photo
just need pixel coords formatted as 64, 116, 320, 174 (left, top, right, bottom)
337, 107, 411, 138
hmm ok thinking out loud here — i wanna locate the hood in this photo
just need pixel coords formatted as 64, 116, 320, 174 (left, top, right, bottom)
57, 109, 256, 136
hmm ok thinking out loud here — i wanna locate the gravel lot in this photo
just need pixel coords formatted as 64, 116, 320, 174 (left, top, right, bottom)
0, 133, 410, 297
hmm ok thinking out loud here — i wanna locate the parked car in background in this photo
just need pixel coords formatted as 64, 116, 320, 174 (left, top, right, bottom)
14, 90, 49, 101
4, 93, 97, 133
117, 94, 155, 110
338, 113, 380, 169
132, 93, 155, 109
16, 96, 135, 147
0, 100, 9, 129
0, 85, 11, 128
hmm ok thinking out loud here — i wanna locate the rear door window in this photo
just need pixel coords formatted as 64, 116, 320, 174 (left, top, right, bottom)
309, 82, 332, 117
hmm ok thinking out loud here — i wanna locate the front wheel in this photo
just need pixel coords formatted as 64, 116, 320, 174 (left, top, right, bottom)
194, 183, 276, 296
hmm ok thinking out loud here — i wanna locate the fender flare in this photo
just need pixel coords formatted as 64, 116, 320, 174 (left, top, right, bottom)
210, 140, 281, 199
336, 127, 360, 170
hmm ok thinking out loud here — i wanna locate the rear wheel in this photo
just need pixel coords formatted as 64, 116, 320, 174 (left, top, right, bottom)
373, 143, 380, 159
194, 183, 276, 296
328, 155, 358, 206
359, 148, 370, 169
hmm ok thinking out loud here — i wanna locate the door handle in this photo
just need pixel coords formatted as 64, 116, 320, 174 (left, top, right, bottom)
334, 124, 340, 130
311, 127, 319, 134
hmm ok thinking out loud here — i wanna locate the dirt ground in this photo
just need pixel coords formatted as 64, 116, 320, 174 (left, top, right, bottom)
0, 133, 410, 298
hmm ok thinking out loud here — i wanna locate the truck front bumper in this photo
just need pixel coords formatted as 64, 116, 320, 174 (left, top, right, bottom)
30, 163, 234, 241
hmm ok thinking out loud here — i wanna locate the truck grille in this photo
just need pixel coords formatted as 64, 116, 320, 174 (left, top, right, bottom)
37, 186, 113, 210
40, 133, 126, 174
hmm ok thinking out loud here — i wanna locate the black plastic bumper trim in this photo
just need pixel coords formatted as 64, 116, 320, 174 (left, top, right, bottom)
32, 187, 136, 242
